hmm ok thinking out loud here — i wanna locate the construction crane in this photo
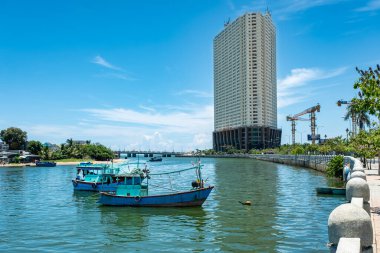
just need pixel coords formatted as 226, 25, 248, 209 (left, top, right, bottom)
286, 116, 309, 145
337, 99, 356, 137
286, 104, 321, 145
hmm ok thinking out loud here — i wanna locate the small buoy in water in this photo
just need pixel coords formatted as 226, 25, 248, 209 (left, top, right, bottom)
239, 201, 251, 206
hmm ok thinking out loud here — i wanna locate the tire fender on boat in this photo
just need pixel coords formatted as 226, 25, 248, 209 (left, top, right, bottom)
92, 183, 97, 189
134, 196, 141, 202
73, 181, 78, 187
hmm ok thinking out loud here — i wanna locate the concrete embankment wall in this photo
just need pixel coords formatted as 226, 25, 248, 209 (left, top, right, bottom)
180, 154, 338, 173
250, 154, 336, 173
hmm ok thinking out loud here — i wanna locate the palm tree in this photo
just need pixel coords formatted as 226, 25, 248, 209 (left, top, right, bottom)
344, 104, 357, 135
357, 110, 371, 130
66, 138, 73, 147
344, 104, 371, 133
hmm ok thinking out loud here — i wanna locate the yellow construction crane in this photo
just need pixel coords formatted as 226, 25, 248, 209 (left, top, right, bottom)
286, 104, 321, 145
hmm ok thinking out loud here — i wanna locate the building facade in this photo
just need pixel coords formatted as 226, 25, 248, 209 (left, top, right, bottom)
213, 12, 281, 151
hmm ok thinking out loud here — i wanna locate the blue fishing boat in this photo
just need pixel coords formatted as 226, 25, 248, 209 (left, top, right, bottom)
98, 162, 214, 207
72, 162, 145, 192
35, 161, 56, 167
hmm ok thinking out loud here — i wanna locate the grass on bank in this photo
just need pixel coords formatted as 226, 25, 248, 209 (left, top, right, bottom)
46, 158, 94, 163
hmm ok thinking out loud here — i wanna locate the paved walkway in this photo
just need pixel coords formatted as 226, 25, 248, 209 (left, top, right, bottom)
366, 169, 380, 253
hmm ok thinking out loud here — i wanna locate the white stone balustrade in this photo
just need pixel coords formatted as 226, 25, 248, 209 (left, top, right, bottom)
328, 156, 373, 251
336, 238, 361, 253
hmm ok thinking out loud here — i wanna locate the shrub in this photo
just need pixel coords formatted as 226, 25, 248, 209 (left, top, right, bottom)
291, 146, 304, 155
326, 155, 344, 179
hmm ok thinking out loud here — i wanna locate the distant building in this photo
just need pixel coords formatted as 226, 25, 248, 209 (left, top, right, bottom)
73, 140, 89, 145
0, 142, 9, 151
213, 11, 281, 151
43, 142, 60, 151
20, 155, 40, 163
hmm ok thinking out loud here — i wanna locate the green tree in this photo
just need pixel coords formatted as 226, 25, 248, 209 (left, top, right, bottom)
344, 104, 371, 132
324, 136, 347, 155
85, 144, 114, 161
249, 148, 261, 154
351, 65, 380, 173
357, 109, 371, 131
225, 145, 240, 154
352, 65, 380, 118
326, 155, 344, 179
291, 146, 304, 155
27, 140, 43, 155
0, 127, 27, 150
305, 144, 319, 154
318, 144, 331, 155
41, 146, 50, 160
66, 138, 73, 147
350, 129, 379, 167
203, 149, 217, 155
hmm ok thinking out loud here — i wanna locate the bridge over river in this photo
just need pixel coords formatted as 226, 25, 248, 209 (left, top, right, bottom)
113, 151, 185, 158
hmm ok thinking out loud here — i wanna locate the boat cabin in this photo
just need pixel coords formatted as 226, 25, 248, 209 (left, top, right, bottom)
77, 167, 116, 184
115, 174, 148, 197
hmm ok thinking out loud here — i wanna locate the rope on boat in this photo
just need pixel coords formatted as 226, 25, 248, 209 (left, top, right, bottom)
149, 165, 203, 176
148, 183, 182, 193
169, 175, 173, 191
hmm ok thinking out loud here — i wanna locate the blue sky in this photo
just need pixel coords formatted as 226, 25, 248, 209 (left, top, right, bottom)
1, 0, 379, 151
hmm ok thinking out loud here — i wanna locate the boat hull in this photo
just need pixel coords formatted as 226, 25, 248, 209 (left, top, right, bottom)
316, 187, 346, 195
35, 161, 56, 167
72, 180, 119, 192
98, 186, 214, 207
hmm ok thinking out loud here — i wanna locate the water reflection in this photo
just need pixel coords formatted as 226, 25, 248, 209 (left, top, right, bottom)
274, 164, 345, 252
97, 206, 210, 251
212, 158, 279, 252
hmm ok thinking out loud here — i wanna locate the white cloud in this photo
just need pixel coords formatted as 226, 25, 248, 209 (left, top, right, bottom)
176, 89, 213, 98
234, 0, 346, 20
92, 55, 122, 70
94, 72, 135, 81
24, 104, 214, 151
83, 105, 214, 150
278, 0, 345, 13
82, 105, 214, 133
91, 55, 136, 81
139, 105, 156, 112
356, 0, 380, 11
192, 133, 209, 147
26, 123, 177, 151
278, 67, 346, 108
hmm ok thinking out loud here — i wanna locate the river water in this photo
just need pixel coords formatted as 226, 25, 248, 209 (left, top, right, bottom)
0, 157, 344, 252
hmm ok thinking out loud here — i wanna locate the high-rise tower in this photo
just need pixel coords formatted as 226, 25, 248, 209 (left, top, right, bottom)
213, 12, 281, 151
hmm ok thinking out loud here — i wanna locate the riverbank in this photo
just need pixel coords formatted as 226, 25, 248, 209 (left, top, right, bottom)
250, 154, 336, 172
0, 159, 126, 168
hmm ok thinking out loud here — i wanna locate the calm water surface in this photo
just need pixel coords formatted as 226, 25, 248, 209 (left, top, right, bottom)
0, 158, 344, 252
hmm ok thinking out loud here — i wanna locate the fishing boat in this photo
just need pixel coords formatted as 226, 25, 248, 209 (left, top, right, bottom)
98, 162, 214, 207
72, 162, 142, 192
35, 161, 56, 167
148, 156, 162, 162
316, 187, 346, 195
